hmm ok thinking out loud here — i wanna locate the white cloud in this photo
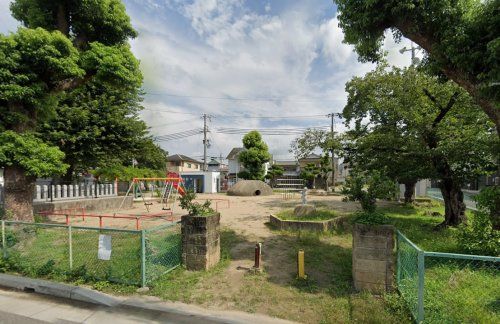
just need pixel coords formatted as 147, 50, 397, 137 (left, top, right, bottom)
124, 1, 415, 159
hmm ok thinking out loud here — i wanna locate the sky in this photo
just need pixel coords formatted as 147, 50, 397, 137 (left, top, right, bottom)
0, 0, 418, 162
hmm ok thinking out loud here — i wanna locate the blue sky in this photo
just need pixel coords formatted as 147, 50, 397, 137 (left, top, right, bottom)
0, 0, 416, 161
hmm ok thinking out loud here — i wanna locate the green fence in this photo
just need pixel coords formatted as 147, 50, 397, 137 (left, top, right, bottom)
0, 220, 181, 287
396, 230, 500, 323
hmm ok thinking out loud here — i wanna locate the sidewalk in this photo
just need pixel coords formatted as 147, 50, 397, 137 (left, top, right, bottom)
0, 287, 294, 324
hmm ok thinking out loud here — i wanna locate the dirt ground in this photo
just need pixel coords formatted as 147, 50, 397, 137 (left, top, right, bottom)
43, 192, 360, 232
44, 193, 402, 323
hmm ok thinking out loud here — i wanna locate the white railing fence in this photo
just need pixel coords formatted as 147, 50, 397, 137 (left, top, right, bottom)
34, 183, 117, 202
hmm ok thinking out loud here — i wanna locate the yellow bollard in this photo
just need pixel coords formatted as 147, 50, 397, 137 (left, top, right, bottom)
297, 249, 306, 279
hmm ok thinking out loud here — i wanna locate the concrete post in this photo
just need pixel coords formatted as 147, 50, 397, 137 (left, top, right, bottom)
42, 185, 48, 200
35, 185, 42, 201
62, 185, 67, 198
56, 185, 61, 199
181, 213, 221, 270
352, 224, 395, 293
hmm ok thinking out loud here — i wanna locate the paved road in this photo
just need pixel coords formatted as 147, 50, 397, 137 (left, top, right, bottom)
0, 288, 293, 324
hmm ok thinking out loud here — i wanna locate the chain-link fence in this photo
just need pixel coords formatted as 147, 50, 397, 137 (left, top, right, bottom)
0, 220, 181, 287
396, 230, 500, 323
144, 222, 181, 285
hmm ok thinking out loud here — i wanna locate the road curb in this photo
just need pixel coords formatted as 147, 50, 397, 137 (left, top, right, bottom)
0, 274, 120, 306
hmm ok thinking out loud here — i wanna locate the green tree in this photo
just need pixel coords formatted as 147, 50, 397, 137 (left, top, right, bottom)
238, 131, 271, 180
290, 128, 341, 188
40, 80, 149, 180
265, 164, 284, 187
343, 66, 497, 226
341, 169, 396, 212
0, 0, 139, 220
301, 163, 321, 189
334, 0, 500, 134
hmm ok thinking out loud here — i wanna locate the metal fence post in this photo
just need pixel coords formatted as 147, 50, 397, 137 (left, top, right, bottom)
396, 232, 401, 285
1, 220, 6, 258
417, 250, 425, 323
141, 230, 146, 287
68, 226, 73, 270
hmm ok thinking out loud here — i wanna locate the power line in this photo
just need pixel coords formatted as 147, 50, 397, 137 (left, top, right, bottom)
148, 118, 194, 129
146, 92, 347, 102
154, 128, 204, 142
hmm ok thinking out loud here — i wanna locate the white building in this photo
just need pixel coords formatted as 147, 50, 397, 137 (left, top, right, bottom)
180, 171, 221, 194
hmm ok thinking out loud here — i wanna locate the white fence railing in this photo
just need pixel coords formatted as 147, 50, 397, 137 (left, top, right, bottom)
34, 183, 117, 202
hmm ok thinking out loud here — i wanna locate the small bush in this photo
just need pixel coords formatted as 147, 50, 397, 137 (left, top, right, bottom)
36, 259, 56, 277
353, 211, 389, 225
179, 190, 215, 216
456, 187, 500, 256
456, 212, 499, 256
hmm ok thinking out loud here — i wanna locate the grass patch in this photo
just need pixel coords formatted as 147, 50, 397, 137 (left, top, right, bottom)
276, 209, 337, 221
145, 229, 245, 303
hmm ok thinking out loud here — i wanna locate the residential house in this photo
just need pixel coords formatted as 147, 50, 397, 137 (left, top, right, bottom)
166, 154, 203, 173
226, 148, 245, 176
226, 147, 270, 185
298, 154, 340, 188
207, 158, 228, 173
273, 160, 300, 178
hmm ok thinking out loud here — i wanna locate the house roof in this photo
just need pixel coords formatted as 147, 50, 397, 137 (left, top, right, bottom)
167, 154, 202, 164
274, 160, 298, 166
298, 153, 322, 161
208, 159, 220, 166
226, 147, 245, 160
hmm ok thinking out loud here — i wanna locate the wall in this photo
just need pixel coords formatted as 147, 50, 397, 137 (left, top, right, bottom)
228, 159, 241, 175
167, 161, 202, 173
180, 171, 221, 194
33, 196, 133, 214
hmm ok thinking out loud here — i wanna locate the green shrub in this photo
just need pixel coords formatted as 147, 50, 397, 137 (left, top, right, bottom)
341, 170, 396, 212
456, 187, 500, 256
36, 259, 56, 277
456, 212, 499, 256
353, 211, 389, 225
179, 190, 215, 216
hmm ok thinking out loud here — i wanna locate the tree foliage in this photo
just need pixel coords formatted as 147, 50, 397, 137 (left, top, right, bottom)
342, 65, 498, 226
0, 131, 68, 177
341, 170, 396, 213
289, 128, 340, 160
0, 0, 140, 220
334, 0, 500, 131
238, 131, 271, 180
265, 164, 284, 187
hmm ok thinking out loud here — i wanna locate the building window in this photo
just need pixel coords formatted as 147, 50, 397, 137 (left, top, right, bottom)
187, 163, 192, 168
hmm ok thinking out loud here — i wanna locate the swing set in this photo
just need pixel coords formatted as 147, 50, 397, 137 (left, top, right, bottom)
118, 175, 186, 212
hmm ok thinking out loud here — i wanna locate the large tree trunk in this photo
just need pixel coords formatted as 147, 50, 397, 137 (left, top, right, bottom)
3, 165, 36, 221
403, 180, 417, 204
439, 178, 466, 227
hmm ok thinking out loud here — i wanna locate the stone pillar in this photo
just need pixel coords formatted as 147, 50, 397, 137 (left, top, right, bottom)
68, 185, 73, 199
55, 185, 61, 199
352, 224, 395, 293
181, 213, 221, 271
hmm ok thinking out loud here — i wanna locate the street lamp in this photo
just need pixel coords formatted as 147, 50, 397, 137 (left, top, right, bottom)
399, 42, 422, 65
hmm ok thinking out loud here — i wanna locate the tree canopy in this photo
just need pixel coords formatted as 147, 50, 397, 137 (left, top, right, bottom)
238, 131, 271, 180
342, 65, 498, 226
334, 0, 500, 132
0, 0, 141, 220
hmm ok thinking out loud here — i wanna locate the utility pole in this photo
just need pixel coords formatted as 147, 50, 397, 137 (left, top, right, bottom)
327, 113, 336, 191
203, 113, 208, 171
